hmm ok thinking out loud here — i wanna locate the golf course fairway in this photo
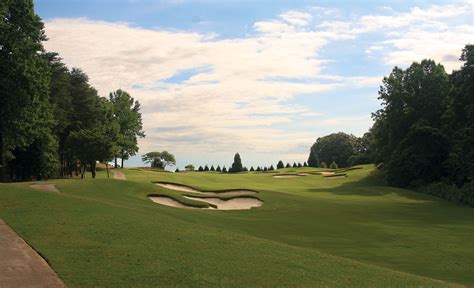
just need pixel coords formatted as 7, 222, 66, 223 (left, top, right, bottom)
1, 165, 473, 287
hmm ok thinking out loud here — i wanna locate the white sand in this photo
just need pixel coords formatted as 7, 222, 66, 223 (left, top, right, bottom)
319, 171, 336, 175
148, 196, 215, 209
29, 184, 59, 193
183, 196, 263, 210
156, 183, 257, 196
273, 174, 301, 178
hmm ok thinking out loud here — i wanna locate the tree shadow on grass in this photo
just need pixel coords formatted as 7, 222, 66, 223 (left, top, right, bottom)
307, 168, 446, 203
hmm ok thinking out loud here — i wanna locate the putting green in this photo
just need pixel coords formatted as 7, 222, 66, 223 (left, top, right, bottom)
0, 165, 473, 287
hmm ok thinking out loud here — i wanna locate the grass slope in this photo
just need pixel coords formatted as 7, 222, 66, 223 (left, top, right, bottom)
0, 165, 472, 287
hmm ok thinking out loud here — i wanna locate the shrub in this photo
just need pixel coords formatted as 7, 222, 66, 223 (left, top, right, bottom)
175, 168, 180, 172
320, 162, 327, 168
285, 163, 291, 168
269, 165, 274, 171
329, 161, 338, 169
303, 162, 308, 167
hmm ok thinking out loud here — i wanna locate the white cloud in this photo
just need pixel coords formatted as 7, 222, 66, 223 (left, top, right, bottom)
43, 15, 362, 162
279, 11, 312, 26
41, 1, 473, 166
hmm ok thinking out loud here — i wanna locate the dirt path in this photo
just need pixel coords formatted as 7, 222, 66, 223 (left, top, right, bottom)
0, 219, 65, 288
30, 184, 59, 193
111, 169, 127, 180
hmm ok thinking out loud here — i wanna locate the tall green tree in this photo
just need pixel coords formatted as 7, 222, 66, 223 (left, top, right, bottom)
372, 59, 450, 187
0, 0, 58, 180
231, 153, 243, 173
309, 132, 358, 168
109, 89, 145, 168
142, 151, 176, 169
443, 45, 474, 186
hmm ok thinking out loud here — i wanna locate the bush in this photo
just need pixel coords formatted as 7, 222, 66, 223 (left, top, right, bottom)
303, 162, 308, 167
329, 161, 338, 169
320, 162, 327, 168
175, 168, 180, 172
420, 182, 474, 207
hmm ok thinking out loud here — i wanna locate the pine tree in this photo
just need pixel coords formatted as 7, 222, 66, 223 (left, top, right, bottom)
303, 162, 308, 167
204, 165, 209, 171
222, 166, 227, 173
210, 165, 215, 171
198, 166, 204, 171
216, 165, 221, 172
297, 162, 302, 167
269, 165, 274, 171
286, 163, 291, 168
293, 162, 297, 168
231, 153, 243, 173
250, 166, 255, 171
329, 161, 338, 169
277, 160, 284, 169
256, 167, 262, 171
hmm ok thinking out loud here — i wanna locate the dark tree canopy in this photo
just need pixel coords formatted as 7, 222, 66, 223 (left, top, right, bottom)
142, 151, 176, 169
231, 153, 243, 173
307, 150, 320, 167
277, 160, 284, 169
310, 132, 359, 168
371, 59, 450, 187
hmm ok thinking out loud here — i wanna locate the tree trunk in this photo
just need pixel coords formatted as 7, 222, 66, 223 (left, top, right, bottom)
91, 161, 96, 178
114, 156, 118, 169
106, 162, 109, 178
81, 164, 85, 179
121, 150, 124, 169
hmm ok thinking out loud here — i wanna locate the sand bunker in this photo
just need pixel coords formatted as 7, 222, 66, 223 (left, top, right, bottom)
148, 196, 211, 209
156, 182, 257, 196
183, 196, 263, 210
324, 175, 347, 179
318, 171, 336, 175
273, 174, 302, 178
29, 184, 59, 193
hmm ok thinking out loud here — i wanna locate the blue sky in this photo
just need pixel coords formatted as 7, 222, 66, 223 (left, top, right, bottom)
35, 0, 473, 168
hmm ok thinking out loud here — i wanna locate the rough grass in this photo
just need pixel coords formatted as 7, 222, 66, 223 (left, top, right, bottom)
0, 165, 473, 287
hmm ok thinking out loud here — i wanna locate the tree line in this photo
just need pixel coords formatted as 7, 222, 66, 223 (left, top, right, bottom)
0, 1, 144, 180
306, 45, 473, 206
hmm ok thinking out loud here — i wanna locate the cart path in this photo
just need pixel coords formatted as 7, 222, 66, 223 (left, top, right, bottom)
111, 169, 127, 180
0, 219, 65, 288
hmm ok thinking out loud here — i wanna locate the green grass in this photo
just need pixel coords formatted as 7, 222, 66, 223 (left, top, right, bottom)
1, 165, 473, 287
